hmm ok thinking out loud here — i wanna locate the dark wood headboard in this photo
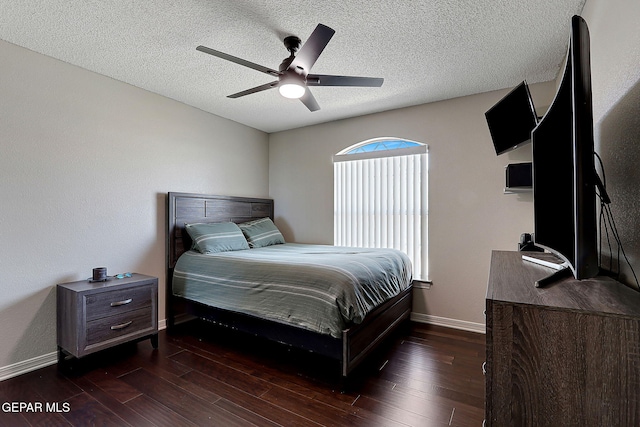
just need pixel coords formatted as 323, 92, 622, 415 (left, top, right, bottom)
167, 192, 274, 269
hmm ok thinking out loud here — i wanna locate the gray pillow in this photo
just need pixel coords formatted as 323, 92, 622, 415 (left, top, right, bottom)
185, 222, 249, 254
238, 217, 285, 248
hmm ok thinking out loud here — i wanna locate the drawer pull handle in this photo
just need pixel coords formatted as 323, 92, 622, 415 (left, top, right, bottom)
110, 321, 133, 330
482, 361, 487, 375
110, 298, 132, 307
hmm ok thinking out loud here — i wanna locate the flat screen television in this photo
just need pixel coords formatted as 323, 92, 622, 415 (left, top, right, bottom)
485, 81, 539, 155
531, 15, 603, 282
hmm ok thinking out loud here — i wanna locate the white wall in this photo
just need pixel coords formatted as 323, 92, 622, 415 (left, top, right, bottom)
0, 40, 269, 372
5, 0, 637, 376
582, 0, 640, 287
269, 82, 556, 329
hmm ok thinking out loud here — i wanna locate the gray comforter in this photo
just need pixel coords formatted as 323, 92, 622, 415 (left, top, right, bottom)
172, 243, 412, 337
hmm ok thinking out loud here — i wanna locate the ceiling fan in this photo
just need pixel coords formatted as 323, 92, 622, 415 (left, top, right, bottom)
196, 24, 384, 112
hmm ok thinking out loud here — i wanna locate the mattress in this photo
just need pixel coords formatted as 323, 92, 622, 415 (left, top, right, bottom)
172, 243, 412, 338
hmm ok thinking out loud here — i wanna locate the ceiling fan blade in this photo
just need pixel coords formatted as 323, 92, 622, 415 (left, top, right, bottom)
307, 74, 384, 87
289, 24, 335, 73
196, 45, 280, 77
300, 89, 320, 112
227, 81, 279, 98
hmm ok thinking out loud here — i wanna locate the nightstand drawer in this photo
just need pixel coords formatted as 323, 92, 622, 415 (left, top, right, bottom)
86, 284, 153, 321
86, 307, 154, 346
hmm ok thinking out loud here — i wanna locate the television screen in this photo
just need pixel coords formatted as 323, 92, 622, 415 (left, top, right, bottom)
531, 15, 599, 280
485, 81, 538, 155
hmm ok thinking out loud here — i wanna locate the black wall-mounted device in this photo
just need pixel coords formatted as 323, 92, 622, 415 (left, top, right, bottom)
505, 162, 532, 189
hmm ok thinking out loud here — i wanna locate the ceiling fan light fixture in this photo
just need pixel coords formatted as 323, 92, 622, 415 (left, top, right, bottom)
279, 83, 306, 99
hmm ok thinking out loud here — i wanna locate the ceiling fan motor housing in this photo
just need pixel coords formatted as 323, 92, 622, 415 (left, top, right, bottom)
283, 35, 301, 54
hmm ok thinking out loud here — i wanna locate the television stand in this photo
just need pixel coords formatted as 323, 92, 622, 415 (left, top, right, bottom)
485, 251, 640, 427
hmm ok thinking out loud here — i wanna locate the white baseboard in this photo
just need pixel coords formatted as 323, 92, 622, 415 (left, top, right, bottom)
411, 312, 486, 334
2, 315, 483, 382
0, 351, 58, 382
158, 314, 193, 331
1, 319, 170, 382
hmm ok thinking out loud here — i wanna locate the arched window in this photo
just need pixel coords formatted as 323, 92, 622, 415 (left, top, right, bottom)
333, 137, 429, 280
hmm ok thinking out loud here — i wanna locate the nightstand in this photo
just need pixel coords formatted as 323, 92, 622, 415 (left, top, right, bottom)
56, 273, 158, 366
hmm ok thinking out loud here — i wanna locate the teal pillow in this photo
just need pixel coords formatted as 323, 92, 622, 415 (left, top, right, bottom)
185, 222, 249, 254
238, 217, 285, 248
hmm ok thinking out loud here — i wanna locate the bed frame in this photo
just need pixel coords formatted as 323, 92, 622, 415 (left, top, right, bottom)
166, 192, 412, 377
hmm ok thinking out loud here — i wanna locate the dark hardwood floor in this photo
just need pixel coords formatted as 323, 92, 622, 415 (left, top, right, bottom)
0, 321, 485, 426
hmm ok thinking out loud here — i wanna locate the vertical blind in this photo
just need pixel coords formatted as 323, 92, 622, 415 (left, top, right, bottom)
334, 149, 428, 280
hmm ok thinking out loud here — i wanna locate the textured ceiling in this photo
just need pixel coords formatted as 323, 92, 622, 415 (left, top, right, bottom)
0, 0, 585, 133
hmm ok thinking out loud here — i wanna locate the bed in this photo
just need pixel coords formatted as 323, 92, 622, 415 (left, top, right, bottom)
166, 192, 413, 377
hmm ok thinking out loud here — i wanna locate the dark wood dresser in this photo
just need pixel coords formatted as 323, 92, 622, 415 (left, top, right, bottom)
57, 273, 158, 365
485, 251, 640, 426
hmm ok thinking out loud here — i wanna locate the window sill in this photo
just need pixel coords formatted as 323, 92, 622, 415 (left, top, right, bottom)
412, 280, 432, 290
